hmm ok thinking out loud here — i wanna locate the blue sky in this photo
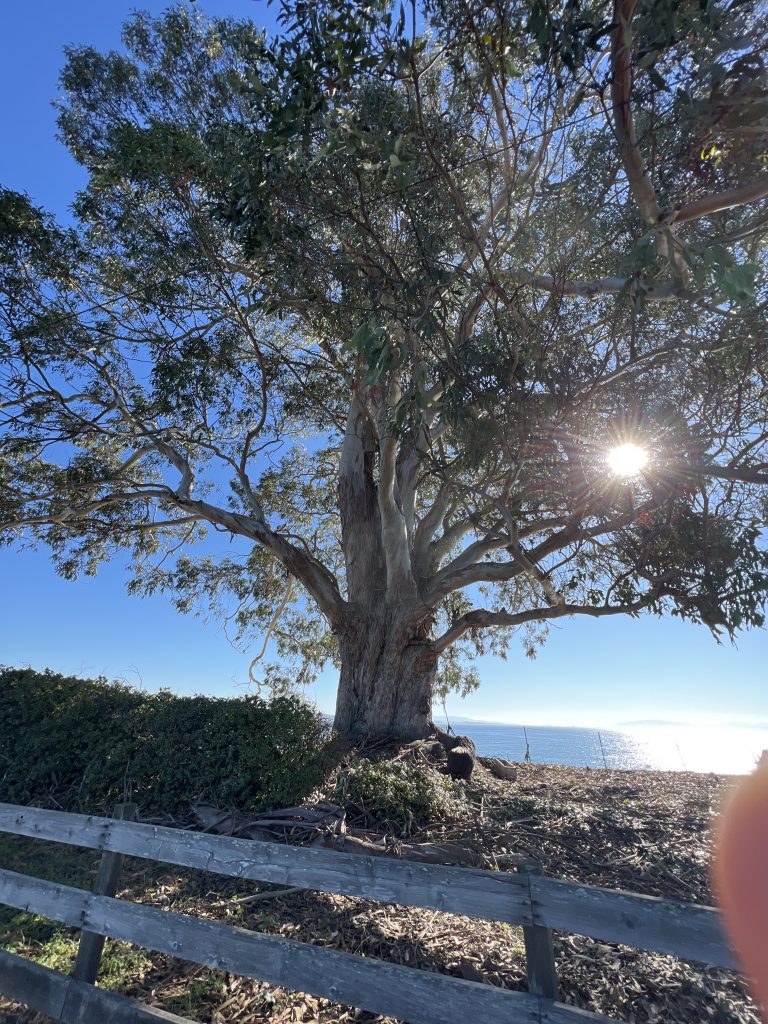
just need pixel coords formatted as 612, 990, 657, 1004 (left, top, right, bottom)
1, 1, 766, 728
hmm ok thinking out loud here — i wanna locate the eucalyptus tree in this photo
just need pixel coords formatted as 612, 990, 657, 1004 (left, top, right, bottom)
2, 0, 768, 741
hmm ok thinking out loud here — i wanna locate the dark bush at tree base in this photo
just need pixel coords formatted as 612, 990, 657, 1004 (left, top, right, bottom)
0, 667, 335, 815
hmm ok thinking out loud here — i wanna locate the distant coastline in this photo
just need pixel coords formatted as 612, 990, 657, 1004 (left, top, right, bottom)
436, 713, 768, 731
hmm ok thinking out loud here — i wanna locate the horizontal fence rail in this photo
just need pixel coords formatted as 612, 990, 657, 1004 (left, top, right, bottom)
0, 948, 188, 1024
0, 802, 734, 967
0, 867, 617, 1024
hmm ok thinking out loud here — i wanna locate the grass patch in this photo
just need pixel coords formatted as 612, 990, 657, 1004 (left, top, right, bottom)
99, 940, 155, 991
163, 970, 228, 1015
0, 833, 100, 962
0, 832, 98, 887
0, 833, 152, 991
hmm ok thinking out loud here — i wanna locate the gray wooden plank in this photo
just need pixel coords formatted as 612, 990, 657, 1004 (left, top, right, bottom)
73, 801, 138, 984
0, 867, 542, 1024
0, 947, 66, 1019
540, 1000, 626, 1024
0, 802, 533, 927
531, 875, 735, 968
0, 947, 190, 1023
0, 949, 625, 1024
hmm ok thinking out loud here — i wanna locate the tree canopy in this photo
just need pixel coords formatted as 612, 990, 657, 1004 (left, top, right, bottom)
2, 0, 768, 737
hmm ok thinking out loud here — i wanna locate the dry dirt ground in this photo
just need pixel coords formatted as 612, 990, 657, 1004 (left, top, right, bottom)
0, 761, 759, 1024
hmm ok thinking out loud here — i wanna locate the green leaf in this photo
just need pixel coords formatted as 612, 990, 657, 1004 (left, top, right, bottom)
720, 262, 759, 303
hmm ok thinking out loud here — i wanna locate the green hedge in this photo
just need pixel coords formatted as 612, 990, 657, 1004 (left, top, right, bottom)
0, 667, 335, 815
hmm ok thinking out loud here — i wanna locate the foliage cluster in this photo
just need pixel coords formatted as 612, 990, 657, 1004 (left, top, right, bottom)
1, 0, 768, 739
339, 757, 468, 832
0, 666, 334, 815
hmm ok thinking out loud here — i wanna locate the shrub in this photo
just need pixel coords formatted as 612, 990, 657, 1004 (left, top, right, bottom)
0, 666, 335, 815
504, 796, 539, 818
340, 758, 467, 832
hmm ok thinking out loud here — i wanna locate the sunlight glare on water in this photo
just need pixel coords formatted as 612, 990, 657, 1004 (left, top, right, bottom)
447, 721, 768, 775
622, 724, 768, 774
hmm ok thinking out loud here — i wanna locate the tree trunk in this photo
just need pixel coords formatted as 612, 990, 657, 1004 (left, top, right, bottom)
333, 612, 436, 743
335, 400, 437, 743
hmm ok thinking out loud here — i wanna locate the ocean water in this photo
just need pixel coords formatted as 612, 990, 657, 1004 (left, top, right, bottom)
323, 714, 768, 775
427, 721, 768, 775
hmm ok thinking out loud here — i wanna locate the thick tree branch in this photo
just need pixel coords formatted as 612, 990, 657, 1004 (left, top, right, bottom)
397, 419, 434, 547
425, 506, 650, 606
610, 0, 661, 227
435, 529, 510, 578
4, 482, 349, 628
427, 515, 478, 576
157, 492, 350, 627
412, 483, 453, 575
338, 396, 385, 603
672, 176, 768, 226
696, 462, 768, 487
499, 509, 564, 608
433, 598, 651, 655
377, 431, 415, 597
423, 558, 527, 606
501, 269, 686, 301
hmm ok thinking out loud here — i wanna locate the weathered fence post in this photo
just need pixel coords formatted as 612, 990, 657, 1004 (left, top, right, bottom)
72, 802, 138, 984
520, 858, 558, 1000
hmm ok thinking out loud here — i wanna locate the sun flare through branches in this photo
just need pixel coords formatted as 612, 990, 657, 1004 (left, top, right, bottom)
607, 443, 649, 478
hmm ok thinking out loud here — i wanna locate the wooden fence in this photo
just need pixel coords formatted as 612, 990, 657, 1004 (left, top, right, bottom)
0, 801, 737, 1024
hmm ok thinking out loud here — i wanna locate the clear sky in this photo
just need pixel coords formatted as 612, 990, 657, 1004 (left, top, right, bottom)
1, 1, 766, 729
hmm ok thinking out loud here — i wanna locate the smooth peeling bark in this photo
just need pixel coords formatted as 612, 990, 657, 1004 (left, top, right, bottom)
333, 614, 437, 743
338, 399, 387, 605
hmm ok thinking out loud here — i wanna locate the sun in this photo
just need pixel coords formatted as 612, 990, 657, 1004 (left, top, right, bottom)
607, 442, 648, 477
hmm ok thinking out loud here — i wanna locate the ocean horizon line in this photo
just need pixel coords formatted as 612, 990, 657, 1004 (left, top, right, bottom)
319, 710, 768, 732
